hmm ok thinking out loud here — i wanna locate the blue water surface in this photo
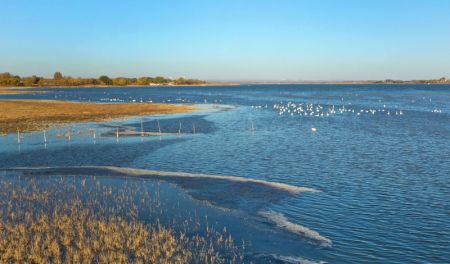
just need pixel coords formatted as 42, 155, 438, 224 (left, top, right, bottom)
1, 84, 449, 263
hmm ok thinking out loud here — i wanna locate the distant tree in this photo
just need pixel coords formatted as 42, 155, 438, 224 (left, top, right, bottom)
54, 72, 63, 80
112, 77, 129, 86
173, 77, 205, 85
136, 77, 151, 85
23, 75, 41, 86
154, 76, 170, 84
37, 77, 49, 86
0, 72, 21, 86
0, 72, 12, 79
99, 75, 112, 85
87, 78, 98, 85
23, 78, 33, 87
129, 78, 137, 85
31, 75, 40, 85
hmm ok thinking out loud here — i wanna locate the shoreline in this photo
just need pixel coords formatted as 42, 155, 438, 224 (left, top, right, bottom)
0, 82, 240, 95
0, 87, 37, 95
2, 82, 449, 91
0, 99, 196, 134
0, 82, 240, 90
239, 81, 450, 85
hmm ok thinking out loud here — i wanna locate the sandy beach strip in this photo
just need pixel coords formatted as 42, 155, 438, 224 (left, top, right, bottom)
0, 87, 36, 95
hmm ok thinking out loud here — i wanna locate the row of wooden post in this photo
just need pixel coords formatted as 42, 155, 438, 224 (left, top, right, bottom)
15, 119, 198, 145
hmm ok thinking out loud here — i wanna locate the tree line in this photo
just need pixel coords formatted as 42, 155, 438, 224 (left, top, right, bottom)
0, 72, 206, 87
374, 77, 449, 84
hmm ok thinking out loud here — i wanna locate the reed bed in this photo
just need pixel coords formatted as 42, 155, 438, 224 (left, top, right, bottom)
0, 174, 244, 263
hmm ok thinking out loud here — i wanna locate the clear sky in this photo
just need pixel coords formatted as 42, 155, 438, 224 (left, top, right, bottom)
1, 0, 450, 81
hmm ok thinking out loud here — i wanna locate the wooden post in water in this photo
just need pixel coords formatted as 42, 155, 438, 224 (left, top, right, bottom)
156, 120, 162, 140
141, 119, 144, 137
116, 127, 119, 143
17, 129, 21, 144
43, 130, 47, 149
178, 121, 182, 135
157, 120, 161, 135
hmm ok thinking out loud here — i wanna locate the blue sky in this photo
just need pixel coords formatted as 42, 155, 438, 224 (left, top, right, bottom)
1, 0, 450, 81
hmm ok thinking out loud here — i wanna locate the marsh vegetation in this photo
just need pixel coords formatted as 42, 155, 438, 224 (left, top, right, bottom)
0, 174, 244, 263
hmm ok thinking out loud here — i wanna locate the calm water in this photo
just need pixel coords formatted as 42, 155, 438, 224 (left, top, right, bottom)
1, 84, 449, 263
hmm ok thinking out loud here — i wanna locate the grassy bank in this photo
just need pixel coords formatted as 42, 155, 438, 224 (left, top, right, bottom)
0, 100, 195, 134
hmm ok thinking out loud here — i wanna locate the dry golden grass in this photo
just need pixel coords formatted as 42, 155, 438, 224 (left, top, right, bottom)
0, 100, 195, 134
0, 176, 244, 264
0, 208, 196, 263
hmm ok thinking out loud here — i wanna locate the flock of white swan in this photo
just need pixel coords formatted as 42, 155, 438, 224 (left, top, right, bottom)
252, 102, 443, 118
271, 102, 405, 117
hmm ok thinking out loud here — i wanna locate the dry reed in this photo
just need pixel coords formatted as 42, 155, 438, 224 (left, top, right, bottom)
0, 175, 244, 263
